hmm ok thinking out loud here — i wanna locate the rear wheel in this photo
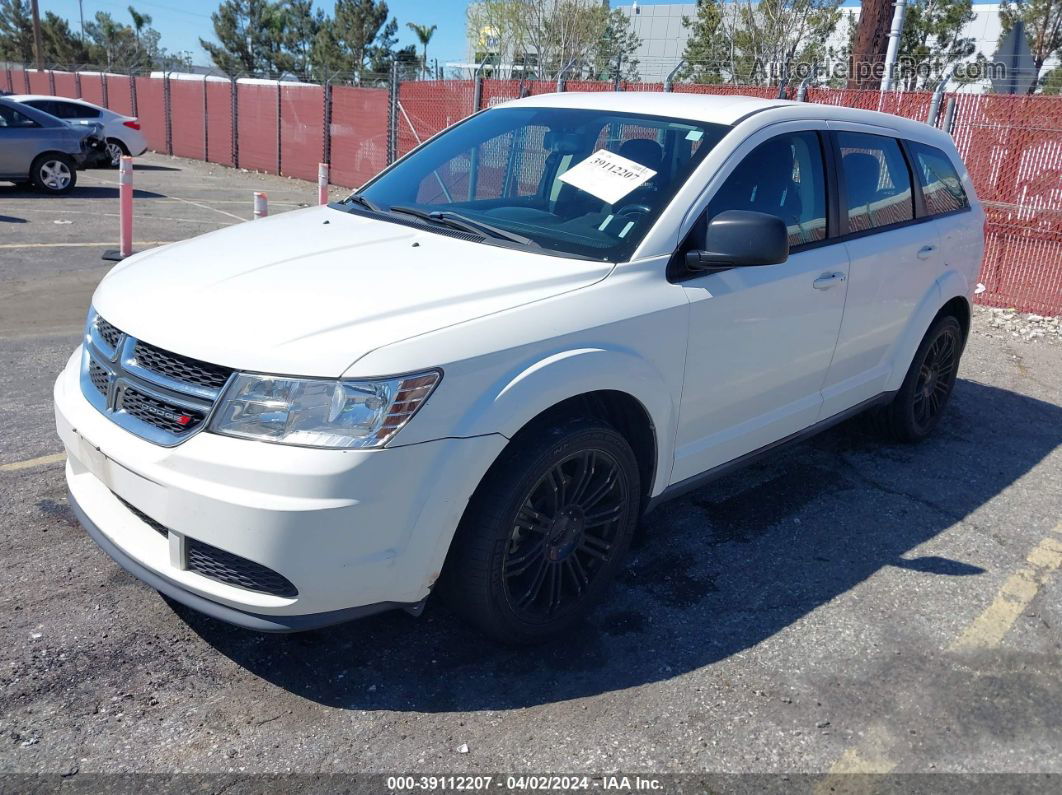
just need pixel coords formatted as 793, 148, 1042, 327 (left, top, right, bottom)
30, 153, 77, 194
882, 315, 963, 442
105, 139, 128, 168
441, 417, 640, 644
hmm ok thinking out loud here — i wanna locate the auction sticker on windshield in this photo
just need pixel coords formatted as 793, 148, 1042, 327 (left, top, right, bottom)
558, 149, 657, 205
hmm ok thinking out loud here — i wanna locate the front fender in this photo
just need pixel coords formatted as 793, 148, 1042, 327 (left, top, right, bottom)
452, 346, 677, 497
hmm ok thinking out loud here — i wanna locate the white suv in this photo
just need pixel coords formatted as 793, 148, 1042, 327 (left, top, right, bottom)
54, 93, 984, 643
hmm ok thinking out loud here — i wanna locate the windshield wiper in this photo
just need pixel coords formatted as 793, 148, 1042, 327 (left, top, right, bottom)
340, 194, 384, 214
388, 205, 538, 248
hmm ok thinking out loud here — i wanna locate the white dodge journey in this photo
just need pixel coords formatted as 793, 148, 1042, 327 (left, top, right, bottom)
54, 92, 984, 643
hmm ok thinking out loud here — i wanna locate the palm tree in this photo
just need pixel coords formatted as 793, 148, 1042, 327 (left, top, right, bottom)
127, 5, 152, 53
406, 22, 437, 79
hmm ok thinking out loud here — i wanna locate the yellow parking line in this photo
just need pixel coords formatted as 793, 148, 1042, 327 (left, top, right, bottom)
950, 521, 1062, 650
0, 452, 66, 472
814, 725, 896, 794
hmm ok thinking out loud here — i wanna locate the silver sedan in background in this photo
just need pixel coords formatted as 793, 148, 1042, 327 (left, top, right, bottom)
0, 97, 107, 194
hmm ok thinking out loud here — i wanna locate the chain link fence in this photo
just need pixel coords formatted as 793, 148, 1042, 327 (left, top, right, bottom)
3, 63, 1060, 316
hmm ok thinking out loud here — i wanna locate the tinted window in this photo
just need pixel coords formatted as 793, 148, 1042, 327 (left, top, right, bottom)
705, 131, 827, 247
0, 105, 38, 128
25, 99, 59, 116
837, 132, 913, 232
909, 141, 969, 216
56, 102, 100, 119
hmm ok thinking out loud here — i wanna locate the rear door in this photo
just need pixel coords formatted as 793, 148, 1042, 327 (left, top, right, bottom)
818, 126, 942, 419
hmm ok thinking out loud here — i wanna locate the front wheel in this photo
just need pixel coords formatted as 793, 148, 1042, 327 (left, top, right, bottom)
440, 417, 641, 644
882, 314, 963, 442
30, 154, 77, 194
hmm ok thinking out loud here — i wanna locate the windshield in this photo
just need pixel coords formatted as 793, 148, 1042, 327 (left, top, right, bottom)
354, 107, 730, 261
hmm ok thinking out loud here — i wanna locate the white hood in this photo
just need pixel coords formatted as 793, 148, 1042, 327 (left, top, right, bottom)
92, 206, 613, 376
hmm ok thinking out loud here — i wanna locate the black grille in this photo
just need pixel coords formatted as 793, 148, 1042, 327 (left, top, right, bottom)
95, 316, 122, 349
133, 340, 233, 391
88, 358, 110, 396
117, 496, 168, 537
186, 538, 298, 597
118, 386, 205, 434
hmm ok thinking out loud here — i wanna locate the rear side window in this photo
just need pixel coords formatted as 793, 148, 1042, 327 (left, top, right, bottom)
837, 132, 913, 233
0, 105, 38, 128
57, 102, 101, 119
908, 142, 969, 216
705, 131, 828, 247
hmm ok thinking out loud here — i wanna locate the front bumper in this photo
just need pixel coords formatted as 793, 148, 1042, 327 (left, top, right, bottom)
54, 349, 507, 631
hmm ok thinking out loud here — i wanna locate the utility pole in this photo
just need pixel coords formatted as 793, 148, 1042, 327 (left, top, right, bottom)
79, 0, 86, 42
30, 0, 44, 70
848, 0, 893, 89
881, 0, 908, 91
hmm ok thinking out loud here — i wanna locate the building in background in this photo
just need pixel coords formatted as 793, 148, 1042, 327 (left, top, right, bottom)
613, 1, 1008, 84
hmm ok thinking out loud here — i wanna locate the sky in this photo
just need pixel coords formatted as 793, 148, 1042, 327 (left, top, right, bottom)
37, 0, 477, 66
36, 0, 883, 69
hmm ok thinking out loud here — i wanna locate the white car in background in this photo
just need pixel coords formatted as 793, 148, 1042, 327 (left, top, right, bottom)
6, 94, 147, 167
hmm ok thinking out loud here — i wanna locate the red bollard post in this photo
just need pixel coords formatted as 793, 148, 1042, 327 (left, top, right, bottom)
318, 163, 329, 205
253, 191, 268, 219
119, 157, 133, 258
104, 156, 134, 261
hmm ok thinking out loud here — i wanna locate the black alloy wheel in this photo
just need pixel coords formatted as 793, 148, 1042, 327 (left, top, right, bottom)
441, 417, 641, 644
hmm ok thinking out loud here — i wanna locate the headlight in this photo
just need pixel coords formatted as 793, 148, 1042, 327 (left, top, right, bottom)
209, 370, 440, 449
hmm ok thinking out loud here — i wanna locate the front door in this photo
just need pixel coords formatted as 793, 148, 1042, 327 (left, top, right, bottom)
671, 129, 849, 484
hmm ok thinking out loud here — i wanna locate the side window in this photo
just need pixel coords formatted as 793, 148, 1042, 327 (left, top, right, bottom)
25, 100, 58, 116
0, 105, 39, 128
908, 141, 969, 216
705, 131, 828, 248
62, 102, 101, 119
836, 132, 913, 233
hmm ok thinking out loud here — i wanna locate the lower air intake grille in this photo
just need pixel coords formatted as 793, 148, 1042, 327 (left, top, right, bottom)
186, 539, 298, 598
117, 496, 168, 538
118, 387, 205, 435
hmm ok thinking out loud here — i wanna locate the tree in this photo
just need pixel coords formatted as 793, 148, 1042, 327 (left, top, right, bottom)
680, 0, 842, 87
201, 0, 292, 77
466, 0, 628, 80
406, 21, 436, 77
896, 0, 977, 90
0, 0, 34, 62
999, 0, 1062, 92
128, 5, 152, 53
330, 0, 390, 78
680, 0, 724, 84
594, 9, 641, 82
41, 11, 88, 66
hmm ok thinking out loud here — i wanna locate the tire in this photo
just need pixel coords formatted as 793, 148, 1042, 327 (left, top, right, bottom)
440, 417, 641, 645
881, 314, 963, 442
30, 153, 77, 194
105, 139, 128, 168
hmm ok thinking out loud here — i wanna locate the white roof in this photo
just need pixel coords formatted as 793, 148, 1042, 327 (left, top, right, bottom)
500, 91, 951, 146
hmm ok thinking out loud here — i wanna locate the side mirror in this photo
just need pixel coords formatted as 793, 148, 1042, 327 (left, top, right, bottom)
685, 210, 789, 272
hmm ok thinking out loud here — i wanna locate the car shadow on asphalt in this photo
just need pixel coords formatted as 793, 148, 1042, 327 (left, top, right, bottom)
0, 185, 166, 200
171, 378, 1062, 711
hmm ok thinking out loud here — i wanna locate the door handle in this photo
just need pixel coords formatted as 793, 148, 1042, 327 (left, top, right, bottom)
813, 272, 846, 290
917, 244, 937, 260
